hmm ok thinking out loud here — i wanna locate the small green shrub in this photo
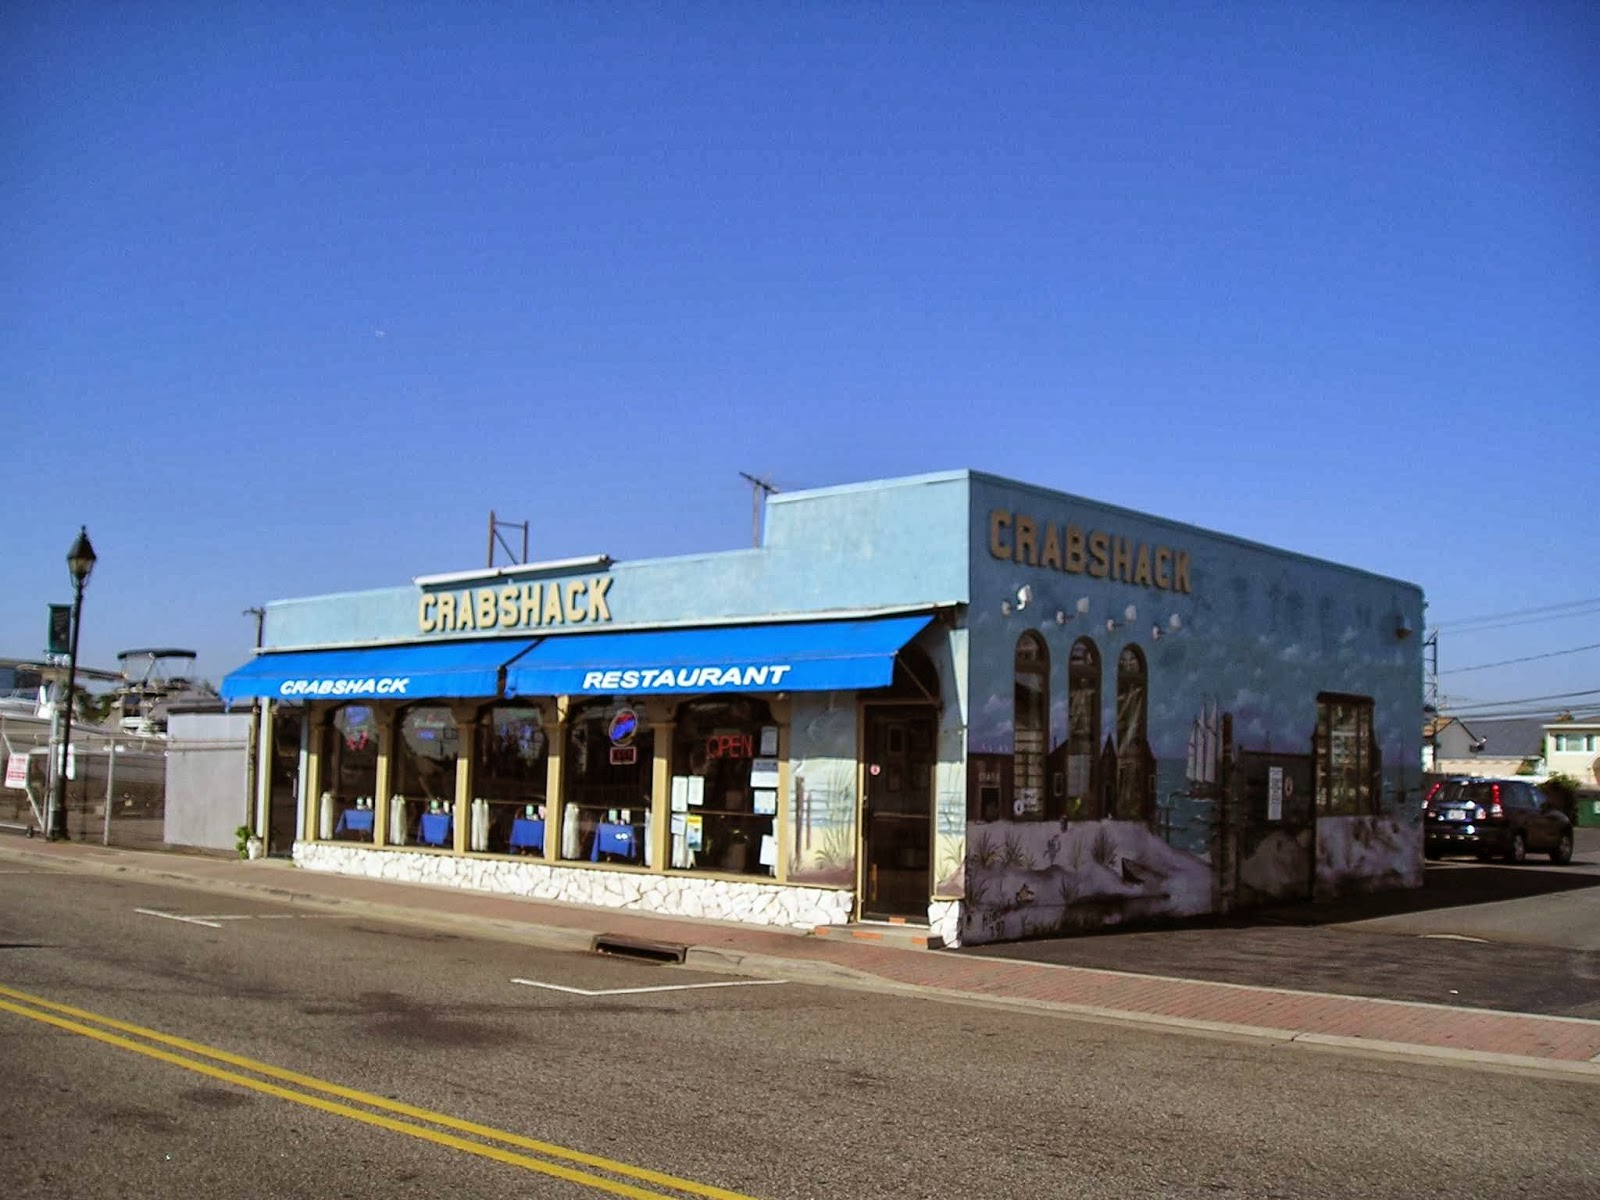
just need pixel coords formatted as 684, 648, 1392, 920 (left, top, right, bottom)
1542, 774, 1582, 819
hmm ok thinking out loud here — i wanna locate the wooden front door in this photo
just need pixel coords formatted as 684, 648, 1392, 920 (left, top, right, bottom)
861, 706, 937, 921
266, 710, 301, 856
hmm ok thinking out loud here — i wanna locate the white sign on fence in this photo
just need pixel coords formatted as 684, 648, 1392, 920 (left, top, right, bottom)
4, 753, 28, 790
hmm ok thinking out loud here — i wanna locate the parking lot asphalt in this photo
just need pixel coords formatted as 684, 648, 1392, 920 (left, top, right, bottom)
3, 828, 1599, 1075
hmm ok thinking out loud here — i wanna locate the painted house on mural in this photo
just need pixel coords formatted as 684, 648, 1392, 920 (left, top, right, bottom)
221, 470, 1425, 948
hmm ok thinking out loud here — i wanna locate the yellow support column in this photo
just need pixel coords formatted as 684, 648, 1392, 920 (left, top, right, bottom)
453, 710, 475, 855
303, 709, 323, 842
770, 698, 790, 884
372, 715, 393, 848
544, 696, 568, 861
649, 718, 674, 872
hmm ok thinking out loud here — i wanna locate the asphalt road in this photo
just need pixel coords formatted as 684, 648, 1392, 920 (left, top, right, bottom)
1, 866, 1596, 1199
965, 830, 1600, 1018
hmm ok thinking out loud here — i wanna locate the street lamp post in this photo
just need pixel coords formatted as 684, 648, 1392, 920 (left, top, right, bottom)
48, 526, 97, 841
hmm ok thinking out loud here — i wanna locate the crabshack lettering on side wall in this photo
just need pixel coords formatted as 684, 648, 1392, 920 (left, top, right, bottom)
988, 509, 1192, 594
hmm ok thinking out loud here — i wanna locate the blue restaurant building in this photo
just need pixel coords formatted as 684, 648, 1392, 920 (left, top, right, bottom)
222, 470, 1425, 947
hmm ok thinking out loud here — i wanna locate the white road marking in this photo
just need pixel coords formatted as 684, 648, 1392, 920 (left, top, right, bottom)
135, 908, 223, 928
1418, 933, 1490, 944
186, 914, 344, 921
134, 909, 345, 925
511, 977, 786, 997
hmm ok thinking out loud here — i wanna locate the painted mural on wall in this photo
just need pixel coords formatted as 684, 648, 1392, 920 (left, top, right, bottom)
962, 480, 1425, 944
787, 693, 859, 885
933, 721, 968, 898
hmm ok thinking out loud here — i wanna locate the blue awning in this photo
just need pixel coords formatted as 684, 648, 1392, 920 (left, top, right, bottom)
504, 614, 932, 697
219, 639, 538, 703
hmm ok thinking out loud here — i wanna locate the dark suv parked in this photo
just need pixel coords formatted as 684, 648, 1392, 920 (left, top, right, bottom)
1424, 778, 1574, 864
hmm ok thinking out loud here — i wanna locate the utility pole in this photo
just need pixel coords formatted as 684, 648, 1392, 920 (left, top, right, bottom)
739, 473, 778, 547
243, 607, 266, 846
244, 607, 265, 650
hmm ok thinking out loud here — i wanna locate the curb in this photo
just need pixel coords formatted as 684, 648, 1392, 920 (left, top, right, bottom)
0, 842, 599, 954
7, 841, 1599, 1081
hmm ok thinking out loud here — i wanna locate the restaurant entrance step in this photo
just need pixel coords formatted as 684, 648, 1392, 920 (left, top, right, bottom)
813, 920, 944, 951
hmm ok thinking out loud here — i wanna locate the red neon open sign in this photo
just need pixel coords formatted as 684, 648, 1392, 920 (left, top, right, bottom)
705, 734, 754, 760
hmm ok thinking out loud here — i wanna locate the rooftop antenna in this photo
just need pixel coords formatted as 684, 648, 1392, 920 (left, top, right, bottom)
487, 511, 530, 568
738, 473, 779, 547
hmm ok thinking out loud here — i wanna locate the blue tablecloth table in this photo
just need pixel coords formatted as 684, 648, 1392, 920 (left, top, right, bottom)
335, 808, 375, 837
509, 817, 545, 853
591, 822, 642, 862
418, 811, 452, 846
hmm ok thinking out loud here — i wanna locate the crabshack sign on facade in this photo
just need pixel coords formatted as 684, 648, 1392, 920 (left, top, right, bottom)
418, 575, 615, 635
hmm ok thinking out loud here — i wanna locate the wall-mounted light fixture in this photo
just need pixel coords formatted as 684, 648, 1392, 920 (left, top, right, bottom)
1054, 597, 1090, 626
1151, 613, 1183, 641
1395, 617, 1414, 640
1001, 584, 1034, 617
1105, 603, 1137, 633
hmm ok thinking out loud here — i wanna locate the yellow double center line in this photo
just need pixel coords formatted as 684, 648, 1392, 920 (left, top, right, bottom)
0, 983, 757, 1200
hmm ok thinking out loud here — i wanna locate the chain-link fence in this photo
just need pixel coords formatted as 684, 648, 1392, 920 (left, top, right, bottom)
0, 715, 168, 848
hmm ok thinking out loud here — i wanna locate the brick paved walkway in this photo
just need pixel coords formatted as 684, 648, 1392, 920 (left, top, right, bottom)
6, 839, 1599, 1073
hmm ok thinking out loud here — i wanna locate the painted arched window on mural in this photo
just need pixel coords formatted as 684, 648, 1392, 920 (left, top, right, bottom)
1065, 638, 1102, 820
1114, 645, 1154, 822
1013, 632, 1048, 820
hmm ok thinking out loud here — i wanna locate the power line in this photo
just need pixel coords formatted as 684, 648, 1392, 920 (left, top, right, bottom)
1444, 686, 1600, 713
1435, 609, 1600, 636
1438, 707, 1600, 723
1439, 641, 1600, 675
1430, 596, 1600, 633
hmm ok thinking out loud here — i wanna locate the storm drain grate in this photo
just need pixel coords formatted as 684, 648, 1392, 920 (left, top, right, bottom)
590, 933, 688, 964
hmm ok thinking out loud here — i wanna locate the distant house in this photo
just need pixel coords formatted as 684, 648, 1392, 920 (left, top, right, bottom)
1426, 715, 1545, 779
1544, 716, 1600, 790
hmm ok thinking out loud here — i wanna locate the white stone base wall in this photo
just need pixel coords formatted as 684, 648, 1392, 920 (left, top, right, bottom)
294, 842, 855, 931
928, 899, 962, 948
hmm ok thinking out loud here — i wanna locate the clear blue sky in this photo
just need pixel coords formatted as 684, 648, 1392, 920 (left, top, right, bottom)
4, 3, 1596, 719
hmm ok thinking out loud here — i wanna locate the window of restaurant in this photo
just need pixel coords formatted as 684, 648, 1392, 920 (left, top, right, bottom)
1064, 637, 1101, 820
560, 699, 654, 865
472, 703, 550, 855
1013, 632, 1048, 820
1114, 645, 1153, 822
320, 703, 380, 840
1314, 693, 1379, 816
391, 704, 460, 847
668, 697, 779, 876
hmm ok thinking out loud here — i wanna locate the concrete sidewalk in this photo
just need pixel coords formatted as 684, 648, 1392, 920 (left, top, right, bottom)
5, 836, 1599, 1080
